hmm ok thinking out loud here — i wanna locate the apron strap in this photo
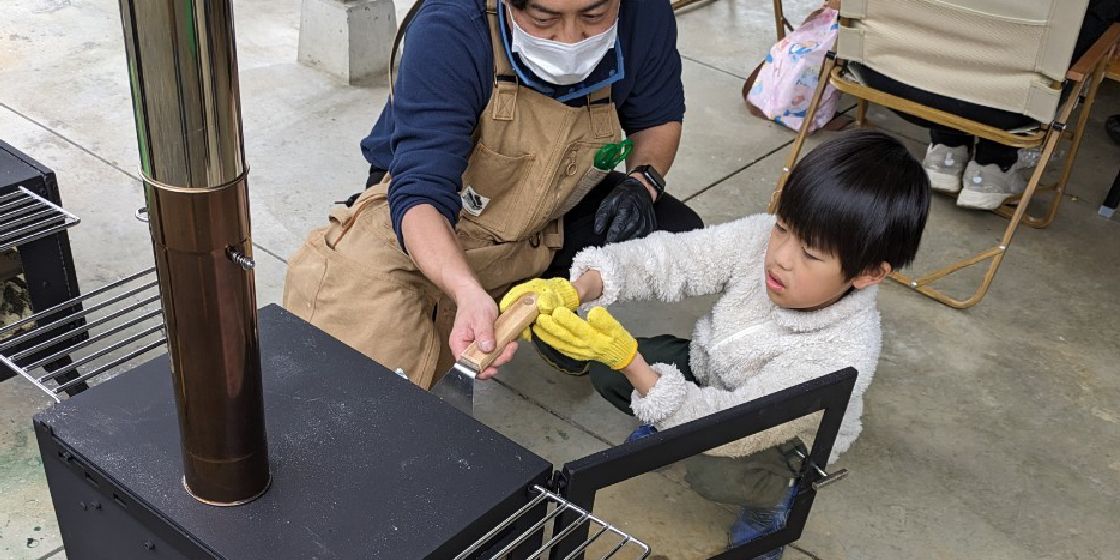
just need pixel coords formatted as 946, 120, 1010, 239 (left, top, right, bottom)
485, 0, 517, 79
586, 84, 615, 139
388, 0, 428, 103
390, 0, 518, 104
486, 0, 518, 121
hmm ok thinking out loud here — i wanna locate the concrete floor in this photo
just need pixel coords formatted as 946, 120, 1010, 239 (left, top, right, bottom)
2, 0, 1119, 558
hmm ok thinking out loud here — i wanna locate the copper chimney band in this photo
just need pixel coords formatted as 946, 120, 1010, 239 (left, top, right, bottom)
117, 0, 270, 505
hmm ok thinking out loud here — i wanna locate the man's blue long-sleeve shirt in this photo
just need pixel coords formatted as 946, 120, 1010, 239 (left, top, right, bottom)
359, 0, 685, 248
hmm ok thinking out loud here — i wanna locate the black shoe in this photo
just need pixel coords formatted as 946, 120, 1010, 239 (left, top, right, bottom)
1107, 115, 1120, 145
530, 331, 590, 376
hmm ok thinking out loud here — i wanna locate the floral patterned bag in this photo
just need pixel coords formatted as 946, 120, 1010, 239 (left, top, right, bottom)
745, 7, 840, 134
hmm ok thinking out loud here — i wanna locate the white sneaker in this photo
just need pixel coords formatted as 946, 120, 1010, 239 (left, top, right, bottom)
922, 144, 969, 194
1014, 147, 1043, 172
1012, 146, 1065, 180
956, 161, 1028, 210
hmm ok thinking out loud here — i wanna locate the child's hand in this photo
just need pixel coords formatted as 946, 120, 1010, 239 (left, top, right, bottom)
533, 307, 637, 370
500, 278, 580, 313
500, 278, 580, 338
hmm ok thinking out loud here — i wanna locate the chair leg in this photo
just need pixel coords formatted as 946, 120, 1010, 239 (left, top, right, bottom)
770, 55, 836, 212
1032, 58, 1107, 228
999, 58, 1106, 229
995, 141, 1066, 228
888, 247, 1004, 308
1101, 168, 1120, 218
890, 118, 1069, 308
773, 0, 786, 41
855, 100, 873, 128
856, 99, 869, 127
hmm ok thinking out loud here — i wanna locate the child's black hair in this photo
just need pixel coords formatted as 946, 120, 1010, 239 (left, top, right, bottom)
776, 129, 931, 279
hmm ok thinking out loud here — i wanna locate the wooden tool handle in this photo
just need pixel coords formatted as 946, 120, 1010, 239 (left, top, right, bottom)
459, 293, 539, 372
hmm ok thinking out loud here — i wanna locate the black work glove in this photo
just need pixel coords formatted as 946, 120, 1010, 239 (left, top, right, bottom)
593, 176, 657, 243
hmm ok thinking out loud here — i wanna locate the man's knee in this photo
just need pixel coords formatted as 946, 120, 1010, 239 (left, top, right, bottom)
590, 365, 635, 415
656, 194, 704, 233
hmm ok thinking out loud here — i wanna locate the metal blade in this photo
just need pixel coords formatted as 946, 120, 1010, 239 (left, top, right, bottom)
430, 362, 476, 414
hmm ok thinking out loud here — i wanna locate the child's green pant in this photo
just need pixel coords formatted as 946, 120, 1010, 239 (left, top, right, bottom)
589, 334, 804, 509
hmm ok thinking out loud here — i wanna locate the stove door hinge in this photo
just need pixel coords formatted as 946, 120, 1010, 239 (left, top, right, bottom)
547, 469, 568, 493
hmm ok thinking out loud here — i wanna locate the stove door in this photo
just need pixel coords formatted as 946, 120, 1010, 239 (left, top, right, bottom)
550, 367, 858, 560
0, 142, 85, 391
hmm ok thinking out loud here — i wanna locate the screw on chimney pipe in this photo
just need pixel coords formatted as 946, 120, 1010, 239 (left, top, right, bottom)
117, 0, 270, 505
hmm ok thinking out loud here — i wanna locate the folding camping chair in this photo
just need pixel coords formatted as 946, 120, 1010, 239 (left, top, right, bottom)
769, 0, 1120, 308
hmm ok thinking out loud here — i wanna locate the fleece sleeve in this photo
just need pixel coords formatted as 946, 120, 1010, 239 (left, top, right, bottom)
570, 215, 771, 307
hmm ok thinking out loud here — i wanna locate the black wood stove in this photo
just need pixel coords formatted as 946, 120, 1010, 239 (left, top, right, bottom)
35, 305, 556, 559
32, 304, 858, 560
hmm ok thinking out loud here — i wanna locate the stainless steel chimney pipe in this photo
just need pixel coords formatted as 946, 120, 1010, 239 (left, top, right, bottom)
117, 0, 270, 505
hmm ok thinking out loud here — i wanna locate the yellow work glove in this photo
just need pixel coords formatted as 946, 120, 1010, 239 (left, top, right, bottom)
532, 307, 638, 371
500, 278, 580, 339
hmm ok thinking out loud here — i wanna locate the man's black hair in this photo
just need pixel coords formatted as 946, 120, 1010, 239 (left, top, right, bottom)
776, 129, 931, 279
508, 0, 530, 9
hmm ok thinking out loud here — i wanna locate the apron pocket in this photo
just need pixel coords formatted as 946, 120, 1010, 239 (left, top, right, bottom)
543, 140, 613, 224
282, 233, 330, 321
460, 142, 534, 241
465, 239, 555, 293
327, 186, 393, 252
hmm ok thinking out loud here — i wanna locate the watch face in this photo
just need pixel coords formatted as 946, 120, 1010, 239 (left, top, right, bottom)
637, 164, 665, 192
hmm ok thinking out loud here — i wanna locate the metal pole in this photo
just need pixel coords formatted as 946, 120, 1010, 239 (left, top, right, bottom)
116, 0, 270, 505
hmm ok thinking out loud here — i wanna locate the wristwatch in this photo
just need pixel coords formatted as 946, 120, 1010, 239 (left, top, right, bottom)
628, 164, 666, 200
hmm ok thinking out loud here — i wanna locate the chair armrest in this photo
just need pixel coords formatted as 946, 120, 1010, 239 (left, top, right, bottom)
1068, 23, 1120, 82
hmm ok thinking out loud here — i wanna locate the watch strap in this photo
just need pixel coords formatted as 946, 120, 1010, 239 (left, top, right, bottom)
629, 164, 666, 198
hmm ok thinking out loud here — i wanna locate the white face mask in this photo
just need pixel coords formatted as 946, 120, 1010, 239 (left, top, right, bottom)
507, 6, 618, 86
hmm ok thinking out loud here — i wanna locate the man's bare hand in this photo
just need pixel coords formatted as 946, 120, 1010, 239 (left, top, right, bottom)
475, 342, 517, 380
449, 287, 517, 378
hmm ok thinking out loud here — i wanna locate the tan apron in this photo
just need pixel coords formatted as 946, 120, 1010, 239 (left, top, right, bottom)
283, 0, 622, 388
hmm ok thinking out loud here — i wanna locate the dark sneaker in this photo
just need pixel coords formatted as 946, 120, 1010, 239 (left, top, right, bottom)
530, 331, 591, 376
1107, 115, 1120, 145
729, 485, 796, 558
625, 424, 658, 444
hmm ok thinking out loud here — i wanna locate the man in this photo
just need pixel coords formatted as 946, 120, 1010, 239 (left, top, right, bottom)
283, 0, 702, 388
1104, 114, 1119, 218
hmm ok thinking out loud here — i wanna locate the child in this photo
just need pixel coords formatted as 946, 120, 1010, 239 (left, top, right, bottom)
500, 129, 931, 558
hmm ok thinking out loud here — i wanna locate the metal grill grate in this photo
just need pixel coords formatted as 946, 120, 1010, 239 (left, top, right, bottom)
0, 187, 80, 252
0, 268, 166, 401
456, 485, 650, 560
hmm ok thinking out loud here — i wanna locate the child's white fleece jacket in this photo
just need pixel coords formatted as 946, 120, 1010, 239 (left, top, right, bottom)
570, 214, 880, 464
